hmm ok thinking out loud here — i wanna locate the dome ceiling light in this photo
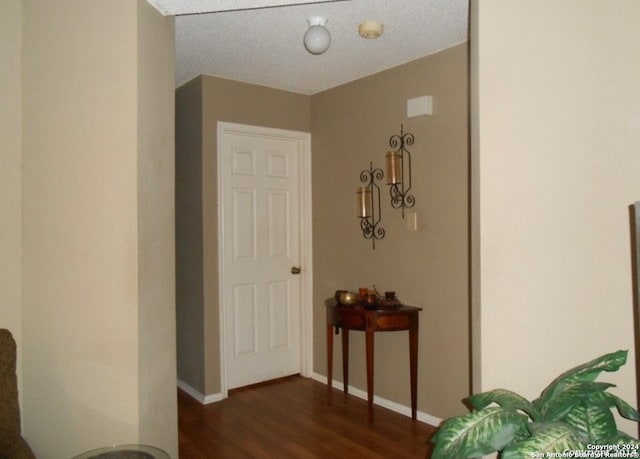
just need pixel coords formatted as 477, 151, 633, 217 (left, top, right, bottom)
303, 16, 331, 55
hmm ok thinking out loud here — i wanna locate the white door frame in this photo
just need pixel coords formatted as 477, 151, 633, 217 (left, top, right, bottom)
217, 121, 313, 398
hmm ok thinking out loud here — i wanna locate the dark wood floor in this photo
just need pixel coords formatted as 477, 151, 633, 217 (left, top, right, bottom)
178, 375, 436, 458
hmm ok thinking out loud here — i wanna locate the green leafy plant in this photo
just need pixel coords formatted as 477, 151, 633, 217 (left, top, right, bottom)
431, 350, 640, 459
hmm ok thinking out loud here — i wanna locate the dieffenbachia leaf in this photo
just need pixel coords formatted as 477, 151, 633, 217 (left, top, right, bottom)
596, 391, 640, 421
431, 407, 528, 459
534, 350, 628, 412
562, 389, 640, 438
468, 389, 542, 421
563, 396, 617, 443
541, 382, 616, 421
612, 431, 640, 446
501, 422, 587, 459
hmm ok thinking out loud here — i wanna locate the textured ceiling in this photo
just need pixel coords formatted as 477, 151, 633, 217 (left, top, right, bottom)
147, 0, 469, 95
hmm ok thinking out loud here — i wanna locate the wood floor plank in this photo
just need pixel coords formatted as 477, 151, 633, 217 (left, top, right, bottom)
178, 375, 436, 458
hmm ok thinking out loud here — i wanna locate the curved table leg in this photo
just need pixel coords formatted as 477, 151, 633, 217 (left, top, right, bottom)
409, 323, 418, 420
341, 328, 349, 393
366, 315, 375, 423
327, 323, 333, 405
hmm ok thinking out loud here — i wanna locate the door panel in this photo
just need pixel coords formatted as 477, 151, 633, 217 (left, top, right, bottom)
232, 189, 256, 260
268, 190, 289, 258
268, 280, 290, 349
222, 127, 302, 389
233, 283, 257, 357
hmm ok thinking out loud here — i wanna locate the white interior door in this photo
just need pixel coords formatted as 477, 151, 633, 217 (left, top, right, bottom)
219, 123, 310, 390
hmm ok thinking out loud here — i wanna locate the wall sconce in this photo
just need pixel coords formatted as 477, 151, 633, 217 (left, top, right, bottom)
357, 162, 385, 249
386, 124, 415, 218
303, 16, 331, 55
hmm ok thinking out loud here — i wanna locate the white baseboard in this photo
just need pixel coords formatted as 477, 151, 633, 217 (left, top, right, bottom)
177, 379, 225, 405
310, 372, 442, 427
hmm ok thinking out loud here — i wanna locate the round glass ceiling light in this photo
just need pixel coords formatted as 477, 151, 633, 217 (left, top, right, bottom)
304, 16, 331, 55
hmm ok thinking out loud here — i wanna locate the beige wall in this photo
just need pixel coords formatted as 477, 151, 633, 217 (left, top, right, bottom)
176, 78, 206, 393
472, 0, 640, 433
21, 1, 177, 457
0, 0, 23, 391
136, 0, 178, 453
311, 44, 469, 419
176, 76, 311, 395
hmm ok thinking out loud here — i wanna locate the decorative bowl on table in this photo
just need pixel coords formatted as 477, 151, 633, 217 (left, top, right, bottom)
338, 291, 358, 306
379, 291, 402, 309
363, 293, 380, 310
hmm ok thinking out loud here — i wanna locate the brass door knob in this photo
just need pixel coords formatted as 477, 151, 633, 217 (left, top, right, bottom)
291, 266, 301, 275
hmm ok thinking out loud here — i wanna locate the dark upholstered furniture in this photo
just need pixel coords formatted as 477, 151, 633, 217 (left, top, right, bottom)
0, 329, 36, 459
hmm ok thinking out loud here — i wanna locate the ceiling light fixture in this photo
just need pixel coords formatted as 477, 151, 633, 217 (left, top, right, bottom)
303, 16, 331, 55
358, 21, 384, 39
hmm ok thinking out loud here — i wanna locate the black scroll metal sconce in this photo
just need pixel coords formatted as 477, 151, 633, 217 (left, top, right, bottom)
385, 124, 415, 218
357, 161, 385, 249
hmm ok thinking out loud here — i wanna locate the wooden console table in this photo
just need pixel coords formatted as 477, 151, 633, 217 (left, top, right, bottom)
326, 302, 422, 423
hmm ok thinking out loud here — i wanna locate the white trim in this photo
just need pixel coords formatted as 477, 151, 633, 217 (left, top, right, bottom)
217, 122, 229, 399
217, 121, 313, 395
177, 379, 225, 405
310, 372, 442, 427
298, 127, 314, 378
